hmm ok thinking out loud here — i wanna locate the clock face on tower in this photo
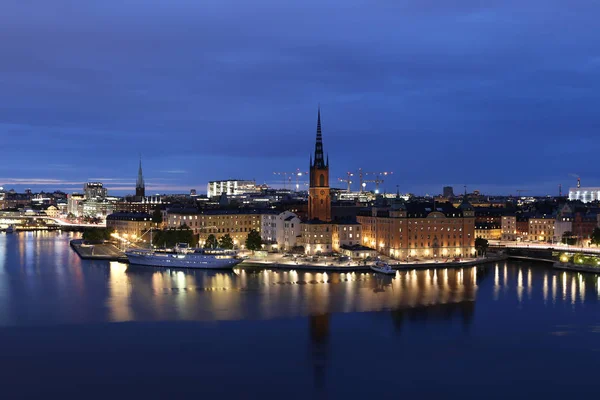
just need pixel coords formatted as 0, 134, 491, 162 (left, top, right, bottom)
320, 190, 325, 195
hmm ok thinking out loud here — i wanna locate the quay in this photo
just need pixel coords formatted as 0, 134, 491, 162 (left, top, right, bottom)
553, 262, 600, 274
69, 239, 508, 271
70, 239, 128, 262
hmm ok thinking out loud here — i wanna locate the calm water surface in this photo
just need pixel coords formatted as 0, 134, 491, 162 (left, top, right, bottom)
1, 232, 599, 399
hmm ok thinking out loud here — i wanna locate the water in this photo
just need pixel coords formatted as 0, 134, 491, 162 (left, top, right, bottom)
1, 232, 599, 399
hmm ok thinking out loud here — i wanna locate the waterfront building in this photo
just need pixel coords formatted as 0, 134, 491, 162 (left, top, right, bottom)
332, 221, 362, 252
84, 182, 107, 200
106, 212, 153, 239
474, 222, 501, 240
300, 108, 334, 255
166, 208, 263, 248
338, 244, 378, 259
44, 205, 60, 218
56, 201, 68, 215
357, 199, 476, 260
260, 210, 301, 251
516, 216, 530, 241
501, 215, 517, 241
554, 204, 573, 243
207, 180, 260, 198
572, 212, 598, 245
528, 215, 555, 242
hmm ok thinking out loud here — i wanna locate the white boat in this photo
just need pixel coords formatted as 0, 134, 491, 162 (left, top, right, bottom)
125, 244, 243, 269
370, 261, 396, 275
5, 225, 15, 234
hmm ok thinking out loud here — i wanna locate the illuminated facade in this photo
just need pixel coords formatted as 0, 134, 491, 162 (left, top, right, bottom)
302, 221, 333, 255
501, 215, 517, 241
528, 216, 555, 242
207, 180, 259, 198
261, 211, 301, 250
106, 212, 153, 238
332, 222, 362, 252
568, 187, 600, 203
474, 223, 501, 240
83, 182, 107, 200
167, 209, 262, 248
357, 201, 476, 260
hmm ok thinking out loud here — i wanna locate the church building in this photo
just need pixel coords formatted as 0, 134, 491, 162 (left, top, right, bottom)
301, 108, 334, 255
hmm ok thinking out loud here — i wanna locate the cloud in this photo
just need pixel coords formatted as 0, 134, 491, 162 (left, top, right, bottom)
1, 0, 599, 195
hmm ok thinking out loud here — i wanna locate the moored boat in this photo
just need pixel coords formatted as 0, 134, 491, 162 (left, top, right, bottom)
370, 261, 396, 275
125, 245, 243, 269
5, 225, 15, 234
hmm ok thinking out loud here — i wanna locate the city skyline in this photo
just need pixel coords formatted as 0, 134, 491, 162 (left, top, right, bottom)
2, 1, 600, 195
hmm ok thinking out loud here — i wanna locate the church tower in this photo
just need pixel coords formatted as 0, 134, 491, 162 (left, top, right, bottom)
135, 158, 145, 199
308, 107, 331, 221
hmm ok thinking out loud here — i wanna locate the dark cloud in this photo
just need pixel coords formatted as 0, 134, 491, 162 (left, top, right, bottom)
1, 0, 599, 194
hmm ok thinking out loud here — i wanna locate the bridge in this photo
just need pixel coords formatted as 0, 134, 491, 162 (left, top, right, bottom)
490, 241, 600, 268
0, 213, 105, 229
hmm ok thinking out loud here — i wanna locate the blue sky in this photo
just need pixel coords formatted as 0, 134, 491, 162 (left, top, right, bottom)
1, 0, 599, 196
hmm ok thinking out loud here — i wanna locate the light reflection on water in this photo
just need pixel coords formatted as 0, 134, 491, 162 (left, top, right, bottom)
0, 232, 599, 327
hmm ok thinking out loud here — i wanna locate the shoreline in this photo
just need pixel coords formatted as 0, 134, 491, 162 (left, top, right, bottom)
552, 261, 600, 274
69, 239, 509, 271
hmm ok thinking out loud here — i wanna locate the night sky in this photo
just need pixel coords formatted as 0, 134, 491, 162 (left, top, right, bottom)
1, 1, 599, 196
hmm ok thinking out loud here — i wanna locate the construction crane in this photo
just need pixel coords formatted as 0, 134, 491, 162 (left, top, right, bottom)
516, 189, 529, 197
273, 172, 292, 190
338, 171, 354, 193
273, 169, 308, 191
363, 171, 393, 194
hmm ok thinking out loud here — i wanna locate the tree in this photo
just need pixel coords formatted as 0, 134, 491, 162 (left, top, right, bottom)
561, 231, 577, 246
219, 234, 234, 249
591, 227, 600, 247
152, 208, 163, 224
475, 237, 489, 257
152, 228, 196, 248
245, 229, 262, 252
204, 234, 218, 249
82, 227, 114, 243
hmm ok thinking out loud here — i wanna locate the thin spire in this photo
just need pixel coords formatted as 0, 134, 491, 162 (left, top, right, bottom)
313, 105, 325, 168
137, 156, 145, 189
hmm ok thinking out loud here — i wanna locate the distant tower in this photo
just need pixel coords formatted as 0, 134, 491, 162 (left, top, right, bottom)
559, 184, 562, 197
577, 178, 581, 188
136, 158, 145, 198
308, 107, 331, 221
443, 186, 455, 198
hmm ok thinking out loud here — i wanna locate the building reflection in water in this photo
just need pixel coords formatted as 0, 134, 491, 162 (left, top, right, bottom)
309, 313, 330, 390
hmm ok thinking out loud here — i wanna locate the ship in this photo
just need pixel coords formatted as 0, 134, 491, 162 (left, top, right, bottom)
125, 244, 243, 269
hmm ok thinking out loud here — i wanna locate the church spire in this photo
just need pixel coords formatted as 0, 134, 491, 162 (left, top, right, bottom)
313, 106, 325, 168
136, 156, 145, 198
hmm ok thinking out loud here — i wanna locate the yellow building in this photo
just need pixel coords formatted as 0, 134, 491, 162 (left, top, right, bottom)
167, 209, 262, 248
529, 216, 555, 242
475, 223, 502, 240
332, 222, 362, 252
302, 222, 333, 255
357, 201, 476, 260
